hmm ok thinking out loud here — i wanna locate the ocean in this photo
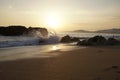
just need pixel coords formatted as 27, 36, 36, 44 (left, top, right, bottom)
0, 32, 120, 61
58, 32, 120, 38
0, 32, 120, 48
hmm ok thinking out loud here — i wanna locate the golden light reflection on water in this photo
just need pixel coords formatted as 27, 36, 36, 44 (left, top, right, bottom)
52, 46, 60, 51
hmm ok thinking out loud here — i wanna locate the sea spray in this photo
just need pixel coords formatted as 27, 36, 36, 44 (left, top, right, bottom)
45, 35, 60, 44
0, 30, 60, 48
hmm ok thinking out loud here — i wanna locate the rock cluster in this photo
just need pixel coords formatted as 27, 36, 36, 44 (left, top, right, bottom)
77, 36, 120, 46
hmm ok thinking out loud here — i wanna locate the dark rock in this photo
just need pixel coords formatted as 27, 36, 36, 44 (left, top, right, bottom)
40, 28, 48, 37
77, 39, 89, 46
0, 26, 48, 37
60, 35, 71, 43
77, 36, 107, 46
0, 26, 27, 36
27, 27, 48, 37
77, 35, 120, 46
112, 66, 119, 69
71, 37, 79, 42
60, 35, 80, 43
117, 71, 120, 74
87, 36, 107, 45
106, 38, 119, 45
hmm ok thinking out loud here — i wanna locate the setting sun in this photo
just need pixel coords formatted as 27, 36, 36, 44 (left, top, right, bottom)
47, 17, 59, 28
44, 12, 62, 29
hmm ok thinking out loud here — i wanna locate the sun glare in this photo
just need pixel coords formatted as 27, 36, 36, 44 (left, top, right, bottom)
47, 17, 59, 27
52, 46, 60, 51
44, 12, 62, 29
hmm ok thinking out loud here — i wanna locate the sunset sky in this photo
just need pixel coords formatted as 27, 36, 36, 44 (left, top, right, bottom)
0, 0, 120, 31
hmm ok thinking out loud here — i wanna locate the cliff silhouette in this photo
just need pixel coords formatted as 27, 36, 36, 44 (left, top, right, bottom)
0, 26, 48, 36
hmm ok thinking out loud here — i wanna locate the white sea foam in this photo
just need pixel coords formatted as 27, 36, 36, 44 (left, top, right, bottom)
0, 35, 60, 48
0, 30, 60, 48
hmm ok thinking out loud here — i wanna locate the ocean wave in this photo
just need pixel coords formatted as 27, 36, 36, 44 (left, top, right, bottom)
0, 35, 60, 48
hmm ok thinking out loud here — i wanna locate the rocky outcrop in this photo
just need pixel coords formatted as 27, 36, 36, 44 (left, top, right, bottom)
106, 38, 120, 45
87, 36, 107, 45
77, 36, 120, 46
60, 35, 71, 43
60, 35, 79, 43
0, 26, 27, 36
0, 26, 48, 37
27, 27, 48, 37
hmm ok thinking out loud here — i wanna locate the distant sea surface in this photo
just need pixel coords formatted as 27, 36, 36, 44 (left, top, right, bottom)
58, 32, 120, 38
0, 32, 120, 48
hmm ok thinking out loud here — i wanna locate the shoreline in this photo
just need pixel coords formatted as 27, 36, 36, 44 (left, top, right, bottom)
0, 46, 120, 80
0, 43, 81, 62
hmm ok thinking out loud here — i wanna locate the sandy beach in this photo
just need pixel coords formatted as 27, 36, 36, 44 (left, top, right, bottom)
0, 46, 120, 80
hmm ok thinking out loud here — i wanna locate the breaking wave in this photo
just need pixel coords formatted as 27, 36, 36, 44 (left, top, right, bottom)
0, 31, 60, 48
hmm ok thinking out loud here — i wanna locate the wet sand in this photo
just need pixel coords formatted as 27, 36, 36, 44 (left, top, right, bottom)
0, 46, 120, 80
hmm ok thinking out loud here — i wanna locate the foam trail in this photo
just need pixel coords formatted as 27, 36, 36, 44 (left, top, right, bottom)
0, 37, 40, 48
0, 31, 60, 48
46, 35, 60, 44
